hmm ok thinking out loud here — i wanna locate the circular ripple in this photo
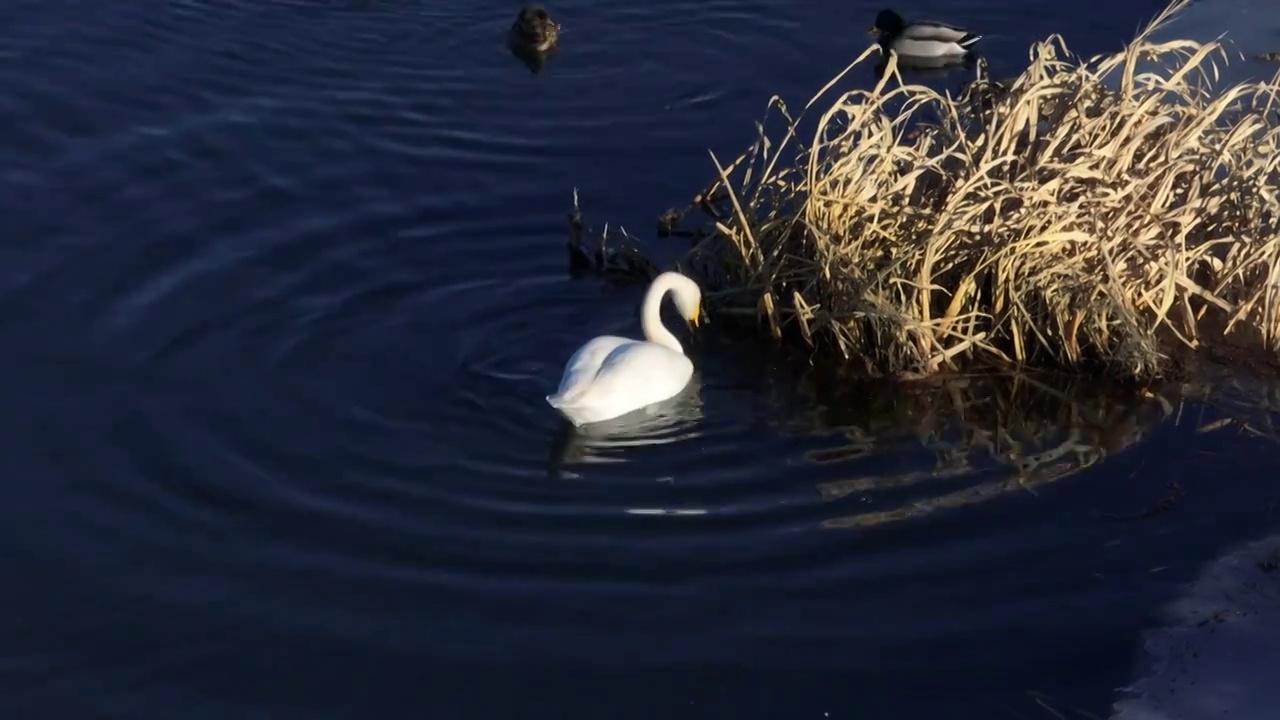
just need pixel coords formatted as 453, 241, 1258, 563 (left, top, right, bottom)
6, 2, 1274, 717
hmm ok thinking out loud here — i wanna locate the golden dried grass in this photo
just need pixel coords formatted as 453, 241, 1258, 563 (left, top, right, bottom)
683, 0, 1280, 380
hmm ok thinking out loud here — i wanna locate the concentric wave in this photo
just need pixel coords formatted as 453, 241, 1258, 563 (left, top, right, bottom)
7, 0, 1277, 716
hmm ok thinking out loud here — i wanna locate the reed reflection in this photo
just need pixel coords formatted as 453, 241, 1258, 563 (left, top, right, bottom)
777, 368, 1280, 531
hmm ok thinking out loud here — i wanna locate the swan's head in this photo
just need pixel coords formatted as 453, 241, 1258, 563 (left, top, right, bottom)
660, 271, 703, 328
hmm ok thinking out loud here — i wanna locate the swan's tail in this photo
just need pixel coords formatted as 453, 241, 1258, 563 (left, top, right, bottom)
545, 393, 564, 409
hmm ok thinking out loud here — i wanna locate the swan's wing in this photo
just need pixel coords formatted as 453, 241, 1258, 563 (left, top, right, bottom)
549, 335, 635, 404
562, 341, 692, 409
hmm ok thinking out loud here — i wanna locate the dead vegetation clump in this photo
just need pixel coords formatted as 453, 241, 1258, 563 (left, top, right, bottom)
670, 0, 1280, 381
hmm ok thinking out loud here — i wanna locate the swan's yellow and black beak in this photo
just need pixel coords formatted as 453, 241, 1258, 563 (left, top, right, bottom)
689, 305, 702, 328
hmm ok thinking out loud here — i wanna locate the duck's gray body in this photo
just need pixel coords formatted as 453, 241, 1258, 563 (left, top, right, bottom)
890, 22, 980, 57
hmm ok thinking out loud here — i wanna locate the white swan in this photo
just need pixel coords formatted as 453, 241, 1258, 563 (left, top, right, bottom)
547, 271, 703, 426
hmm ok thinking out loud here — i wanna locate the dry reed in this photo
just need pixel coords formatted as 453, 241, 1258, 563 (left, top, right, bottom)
675, 0, 1280, 380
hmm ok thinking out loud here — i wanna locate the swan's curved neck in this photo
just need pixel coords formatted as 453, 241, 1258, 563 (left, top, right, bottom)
640, 276, 683, 354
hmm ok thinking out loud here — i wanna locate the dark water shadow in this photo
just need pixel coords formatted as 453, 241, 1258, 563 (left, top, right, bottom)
699, 328, 1280, 533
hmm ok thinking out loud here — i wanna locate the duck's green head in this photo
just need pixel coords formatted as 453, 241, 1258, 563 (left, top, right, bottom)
871, 9, 906, 36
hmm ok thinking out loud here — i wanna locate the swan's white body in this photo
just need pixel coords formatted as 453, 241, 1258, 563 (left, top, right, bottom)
547, 271, 702, 426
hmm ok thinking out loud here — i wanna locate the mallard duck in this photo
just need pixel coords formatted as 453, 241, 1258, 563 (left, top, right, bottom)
509, 6, 561, 53
870, 9, 981, 58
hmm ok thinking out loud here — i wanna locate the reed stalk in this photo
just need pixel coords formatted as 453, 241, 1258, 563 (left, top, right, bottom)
673, 0, 1280, 380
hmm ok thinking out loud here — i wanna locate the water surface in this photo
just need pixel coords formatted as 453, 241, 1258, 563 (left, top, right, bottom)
2, 1, 1279, 718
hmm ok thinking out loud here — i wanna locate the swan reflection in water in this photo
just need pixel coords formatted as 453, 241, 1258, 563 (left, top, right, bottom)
545, 373, 704, 481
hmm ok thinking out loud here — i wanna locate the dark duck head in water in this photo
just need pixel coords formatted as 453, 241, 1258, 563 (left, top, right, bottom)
510, 6, 562, 53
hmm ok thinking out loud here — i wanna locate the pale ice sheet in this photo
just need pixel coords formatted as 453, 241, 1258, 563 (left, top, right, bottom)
1110, 530, 1280, 719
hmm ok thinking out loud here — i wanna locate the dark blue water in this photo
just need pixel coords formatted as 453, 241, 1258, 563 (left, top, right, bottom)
3, 1, 1279, 718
